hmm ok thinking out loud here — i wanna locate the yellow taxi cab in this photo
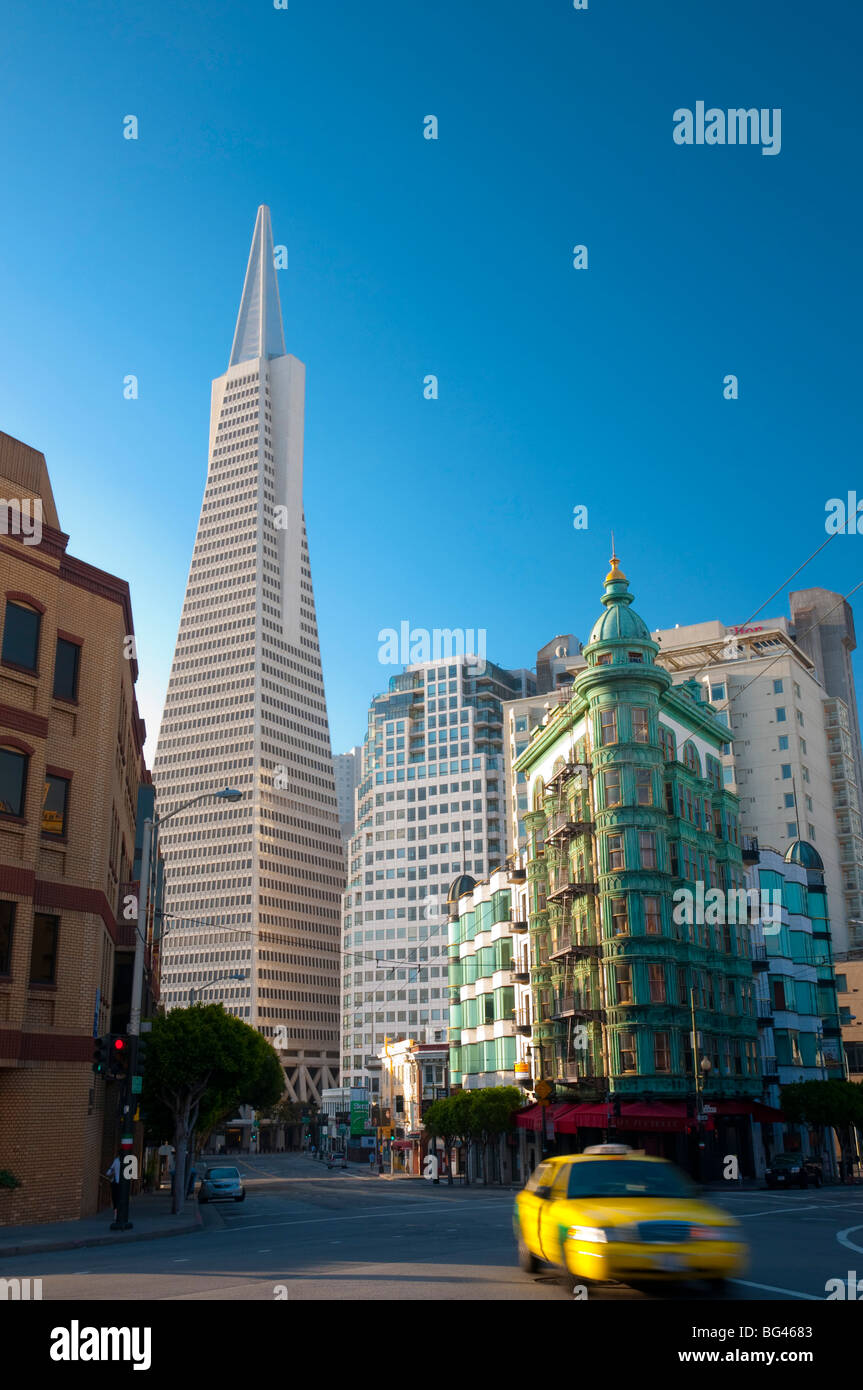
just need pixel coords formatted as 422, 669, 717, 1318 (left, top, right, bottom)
514, 1145, 747, 1293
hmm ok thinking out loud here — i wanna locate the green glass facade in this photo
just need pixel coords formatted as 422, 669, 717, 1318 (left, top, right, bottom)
448, 877, 522, 1086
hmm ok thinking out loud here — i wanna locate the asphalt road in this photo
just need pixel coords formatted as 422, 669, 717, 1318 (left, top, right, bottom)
16, 1155, 863, 1301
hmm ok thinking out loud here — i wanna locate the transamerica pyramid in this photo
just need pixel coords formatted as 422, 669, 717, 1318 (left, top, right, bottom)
153, 206, 344, 1103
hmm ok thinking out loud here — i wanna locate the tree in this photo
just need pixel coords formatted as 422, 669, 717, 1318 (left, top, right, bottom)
422, 1097, 457, 1185
779, 1080, 863, 1178
424, 1088, 525, 1185
142, 1004, 284, 1212
449, 1089, 483, 1185
472, 1087, 523, 1184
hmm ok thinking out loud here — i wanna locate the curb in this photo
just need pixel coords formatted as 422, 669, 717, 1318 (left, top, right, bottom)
0, 1202, 204, 1260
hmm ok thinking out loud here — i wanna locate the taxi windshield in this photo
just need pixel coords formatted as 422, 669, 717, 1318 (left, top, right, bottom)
566, 1160, 696, 1199
206, 1168, 239, 1179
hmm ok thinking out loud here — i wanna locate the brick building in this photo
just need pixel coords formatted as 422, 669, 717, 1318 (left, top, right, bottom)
0, 431, 150, 1224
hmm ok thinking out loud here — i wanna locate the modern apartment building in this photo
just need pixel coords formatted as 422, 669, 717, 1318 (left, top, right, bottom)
653, 615, 863, 953
0, 431, 149, 1223
341, 654, 533, 1091
514, 555, 762, 1172
746, 842, 843, 1084
447, 866, 532, 1090
153, 207, 344, 1103
744, 842, 844, 1174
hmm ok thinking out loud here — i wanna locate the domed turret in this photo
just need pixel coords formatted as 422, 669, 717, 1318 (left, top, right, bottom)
446, 873, 476, 919
784, 839, 824, 872
582, 548, 660, 662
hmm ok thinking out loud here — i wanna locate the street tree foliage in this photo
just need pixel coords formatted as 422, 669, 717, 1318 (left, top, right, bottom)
423, 1086, 522, 1185
142, 1004, 284, 1212
780, 1079, 863, 1173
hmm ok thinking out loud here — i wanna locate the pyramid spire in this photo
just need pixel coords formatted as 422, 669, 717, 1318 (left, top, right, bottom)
228, 205, 286, 367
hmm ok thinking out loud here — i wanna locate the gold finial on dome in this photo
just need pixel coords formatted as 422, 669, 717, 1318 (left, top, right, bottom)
605, 532, 626, 584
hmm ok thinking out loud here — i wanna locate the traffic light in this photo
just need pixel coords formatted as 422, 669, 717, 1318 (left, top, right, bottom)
92, 1035, 108, 1075
107, 1034, 130, 1080
136, 1033, 148, 1073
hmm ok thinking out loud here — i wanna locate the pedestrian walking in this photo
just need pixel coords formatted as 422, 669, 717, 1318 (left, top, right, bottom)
105, 1154, 121, 1221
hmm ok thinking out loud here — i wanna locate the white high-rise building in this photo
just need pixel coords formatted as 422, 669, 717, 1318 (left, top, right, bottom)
153, 206, 344, 1102
653, 615, 863, 954
333, 746, 362, 845
341, 655, 534, 1091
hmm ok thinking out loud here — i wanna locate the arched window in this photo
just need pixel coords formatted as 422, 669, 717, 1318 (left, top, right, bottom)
532, 778, 545, 811
682, 741, 701, 776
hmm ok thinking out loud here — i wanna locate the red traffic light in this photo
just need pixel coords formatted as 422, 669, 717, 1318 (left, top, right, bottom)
113, 1037, 127, 1051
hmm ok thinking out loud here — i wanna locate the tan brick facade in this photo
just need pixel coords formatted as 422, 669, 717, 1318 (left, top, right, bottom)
0, 431, 148, 1225
837, 955, 863, 1083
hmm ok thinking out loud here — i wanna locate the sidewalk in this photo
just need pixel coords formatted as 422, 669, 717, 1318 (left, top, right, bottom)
0, 1190, 206, 1260
308, 1154, 520, 1189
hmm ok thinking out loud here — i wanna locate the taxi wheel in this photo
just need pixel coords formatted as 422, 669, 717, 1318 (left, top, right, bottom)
517, 1239, 539, 1273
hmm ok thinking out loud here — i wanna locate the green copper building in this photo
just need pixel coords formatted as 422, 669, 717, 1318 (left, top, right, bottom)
515, 555, 762, 1171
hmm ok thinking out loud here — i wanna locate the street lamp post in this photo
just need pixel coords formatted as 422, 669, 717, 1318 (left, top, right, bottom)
112, 786, 242, 1230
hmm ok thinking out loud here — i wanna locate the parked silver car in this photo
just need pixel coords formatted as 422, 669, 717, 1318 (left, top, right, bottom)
198, 1165, 245, 1203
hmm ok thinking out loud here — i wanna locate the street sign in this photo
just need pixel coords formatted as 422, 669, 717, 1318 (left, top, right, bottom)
131, 1075, 142, 1094
702, 1104, 716, 1114
535, 1079, 552, 1100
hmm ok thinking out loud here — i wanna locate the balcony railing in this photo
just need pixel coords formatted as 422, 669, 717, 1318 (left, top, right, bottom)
551, 997, 605, 1022
547, 875, 596, 901
750, 944, 769, 971
549, 933, 600, 960
546, 807, 593, 843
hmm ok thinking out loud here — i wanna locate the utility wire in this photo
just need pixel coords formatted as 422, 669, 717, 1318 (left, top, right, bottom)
727, 581, 863, 707
673, 522, 851, 689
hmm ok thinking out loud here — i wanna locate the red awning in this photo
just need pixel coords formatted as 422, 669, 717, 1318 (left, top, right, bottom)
516, 1104, 541, 1130
559, 1102, 613, 1130
550, 1104, 586, 1133
616, 1101, 687, 1133
515, 1102, 575, 1131
712, 1099, 785, 1122
558, 1101, 687, 1133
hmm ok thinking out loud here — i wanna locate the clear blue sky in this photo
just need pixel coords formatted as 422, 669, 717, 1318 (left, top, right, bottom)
0, 0, 860, 754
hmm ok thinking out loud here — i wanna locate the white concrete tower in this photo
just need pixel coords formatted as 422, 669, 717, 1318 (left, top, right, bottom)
153, 206, 343, 1102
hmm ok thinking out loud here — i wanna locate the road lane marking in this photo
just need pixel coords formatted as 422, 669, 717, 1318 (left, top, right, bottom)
836, 1223, 863, 1255
737, 1205, 820, 1218
223, 1206, 440, 1233
731, 1279, 821, 1300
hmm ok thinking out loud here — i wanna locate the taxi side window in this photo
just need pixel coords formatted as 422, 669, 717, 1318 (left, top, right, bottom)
527, 1162, 553, 1192
550, 1164, 572, 1200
